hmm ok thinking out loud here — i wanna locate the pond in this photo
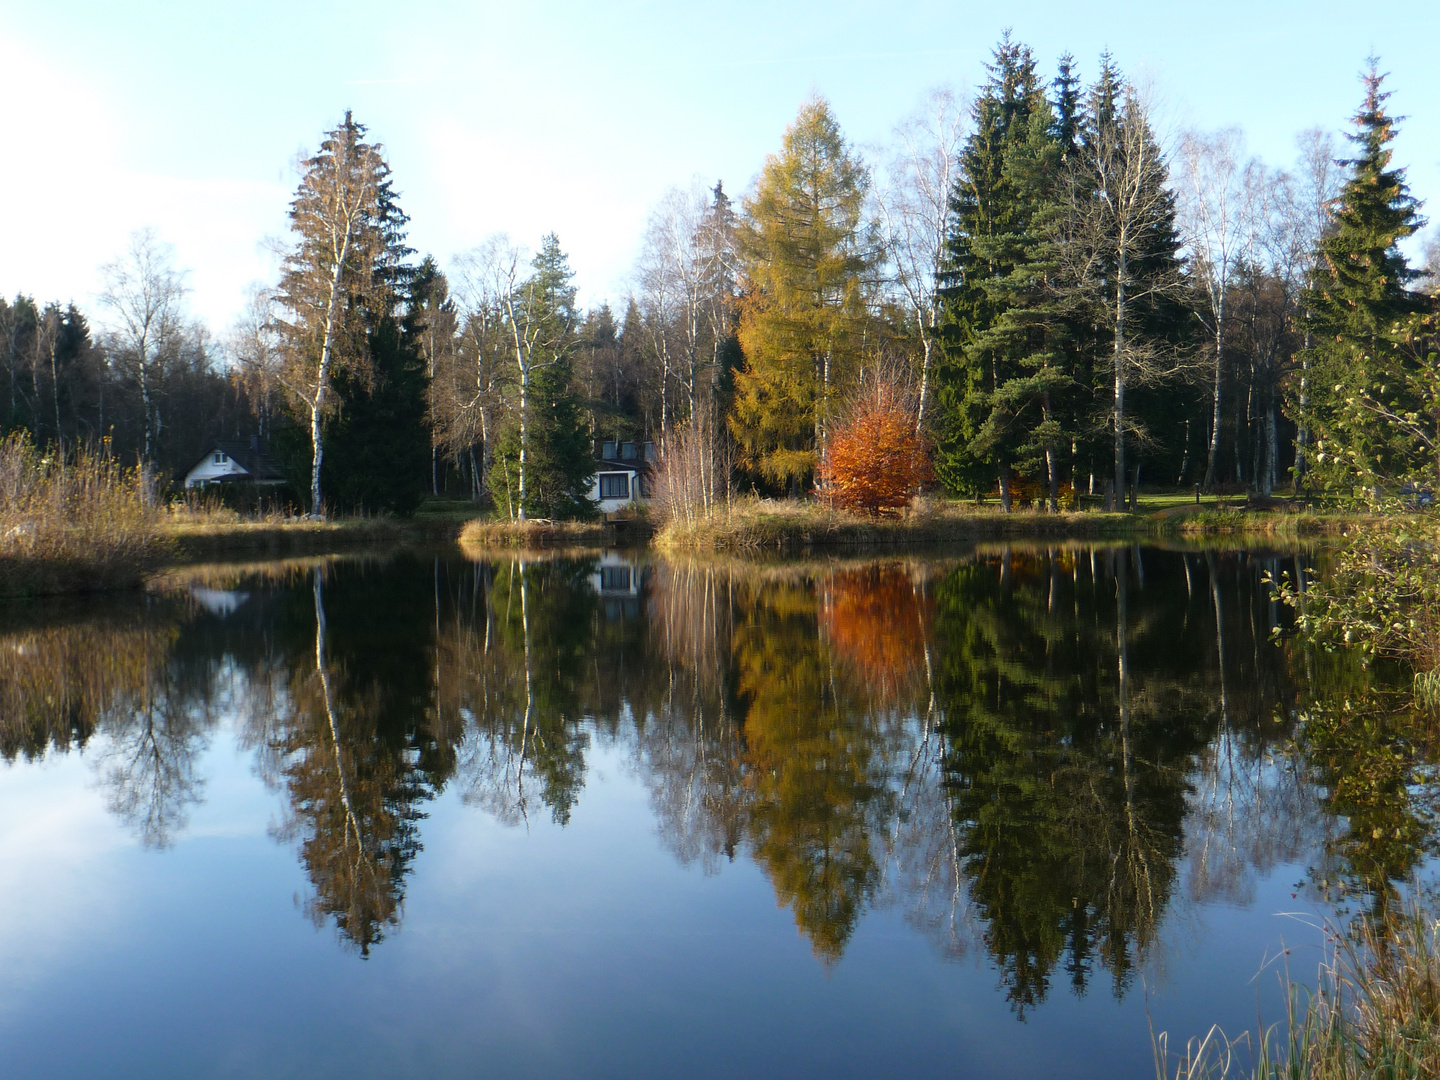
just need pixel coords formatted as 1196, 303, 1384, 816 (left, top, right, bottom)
0, 543, 1429, 1079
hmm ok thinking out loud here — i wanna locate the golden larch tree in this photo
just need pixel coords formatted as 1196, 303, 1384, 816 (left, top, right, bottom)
730, 97, 876, 489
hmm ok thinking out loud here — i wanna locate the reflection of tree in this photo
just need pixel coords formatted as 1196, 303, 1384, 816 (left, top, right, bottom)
638, 550, 1323, 986
819, 563, 970, 953
638, 561, 747, 872
934, 548, 1240, 1014
1297, 685, 1440, 908
1261, 548, 1440, 909
440, 558, 596, 826
260, 568, 448, 956
0, 611, 163, 759
4, 544, 1362, 983
818, 563, 933, 705
97, 664, 211, 849
0, 606, 212, 847
732, 575, 895, 963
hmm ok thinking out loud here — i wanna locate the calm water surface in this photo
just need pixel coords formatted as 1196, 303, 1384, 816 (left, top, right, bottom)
0, 544, 1428, 1079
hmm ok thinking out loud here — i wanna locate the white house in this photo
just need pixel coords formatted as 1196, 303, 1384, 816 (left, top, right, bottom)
182, 439, 287, 489
588, 440, 654, 514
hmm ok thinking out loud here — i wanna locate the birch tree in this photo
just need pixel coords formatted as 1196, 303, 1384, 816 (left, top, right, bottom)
459, 235, 581, 520
275, 112, 403, 518
1178, 127, 1256, 491
1064, 78, 1187, 506
1288, 128, 1343, 482
98, 228, 187, 465
876, 86, 967, 430
636, 183, 709, 428
447, 237, 515, 501
226, 284, 282, 440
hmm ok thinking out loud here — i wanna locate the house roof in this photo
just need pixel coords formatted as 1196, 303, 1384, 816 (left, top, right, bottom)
594, 458, 651, 476
187, 440, 287, 482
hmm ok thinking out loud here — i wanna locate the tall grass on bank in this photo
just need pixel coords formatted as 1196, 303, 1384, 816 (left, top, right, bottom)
656, 495, 1146, 550
656, 495, 1350, 550
1157, 906, 1440, 1079
0, 433, 168, 597
458, 517, 610, 549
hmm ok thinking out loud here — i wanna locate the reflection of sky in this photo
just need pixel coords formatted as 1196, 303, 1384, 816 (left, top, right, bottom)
0, 721, 1314, 1080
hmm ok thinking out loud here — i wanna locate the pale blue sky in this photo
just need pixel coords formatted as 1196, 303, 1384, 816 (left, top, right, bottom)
2, 0, 1436, 330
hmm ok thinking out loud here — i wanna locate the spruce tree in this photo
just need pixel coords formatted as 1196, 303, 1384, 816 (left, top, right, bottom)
934, 34, 1052, 504
1051, 54, 1082, 158
323, 266, 430, 515
487, 237, 596, 519
1299, 60, 1430, 495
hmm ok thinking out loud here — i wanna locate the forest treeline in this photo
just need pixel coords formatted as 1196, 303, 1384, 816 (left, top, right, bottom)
3, 37, 1436, 516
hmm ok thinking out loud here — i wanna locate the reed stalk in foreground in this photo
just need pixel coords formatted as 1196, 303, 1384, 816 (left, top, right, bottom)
0, 433, 168, 596
1155, 904, 1440, 1079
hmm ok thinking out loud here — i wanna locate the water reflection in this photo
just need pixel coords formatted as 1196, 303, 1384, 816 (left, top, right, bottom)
251, 572, 444, 954
0, 602, 211, 846
0, 544, 1423, 1003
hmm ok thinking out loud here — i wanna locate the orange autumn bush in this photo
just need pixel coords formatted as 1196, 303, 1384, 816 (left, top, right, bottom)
817, 377, 931, 516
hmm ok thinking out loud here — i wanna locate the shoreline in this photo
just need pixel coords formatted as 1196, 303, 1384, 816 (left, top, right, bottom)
0, 505, 1383, 600
651, 504, 1352, 552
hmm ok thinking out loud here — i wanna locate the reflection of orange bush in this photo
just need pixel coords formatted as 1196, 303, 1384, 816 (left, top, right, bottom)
820, 567, 932, 697
817, 380, 931, 516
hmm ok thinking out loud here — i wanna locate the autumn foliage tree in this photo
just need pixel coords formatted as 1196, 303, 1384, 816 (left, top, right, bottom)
818, 375, 932, 515
731, 97, 876, 489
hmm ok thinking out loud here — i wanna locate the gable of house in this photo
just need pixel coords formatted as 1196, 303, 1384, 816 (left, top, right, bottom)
183, 441, 287, 488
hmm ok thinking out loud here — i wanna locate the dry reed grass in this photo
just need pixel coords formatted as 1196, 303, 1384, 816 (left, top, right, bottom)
458, 517, 610, 550
0, 433, 169, 597
1156, 905, 1440, 1079
654, 496, 1354, 550
654, 495, 1142, 551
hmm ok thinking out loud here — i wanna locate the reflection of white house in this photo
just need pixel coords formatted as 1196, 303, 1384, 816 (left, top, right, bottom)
590, 552, 644, 619
588, 440, 654, 514
183, 439, 287, 490
189, 587, 249, 617
589, 552, 641, 597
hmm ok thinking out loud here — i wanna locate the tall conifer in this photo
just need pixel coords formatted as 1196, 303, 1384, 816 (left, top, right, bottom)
730, 98, 874, 489
935, 35, 1052, 504
488, 237, 595, 518
1299, 60, 1430, 493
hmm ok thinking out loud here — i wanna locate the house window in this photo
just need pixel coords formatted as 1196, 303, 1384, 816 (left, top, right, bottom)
599, 473, 629, 499
213, 452, 227, 465
600, 566, 632, 591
